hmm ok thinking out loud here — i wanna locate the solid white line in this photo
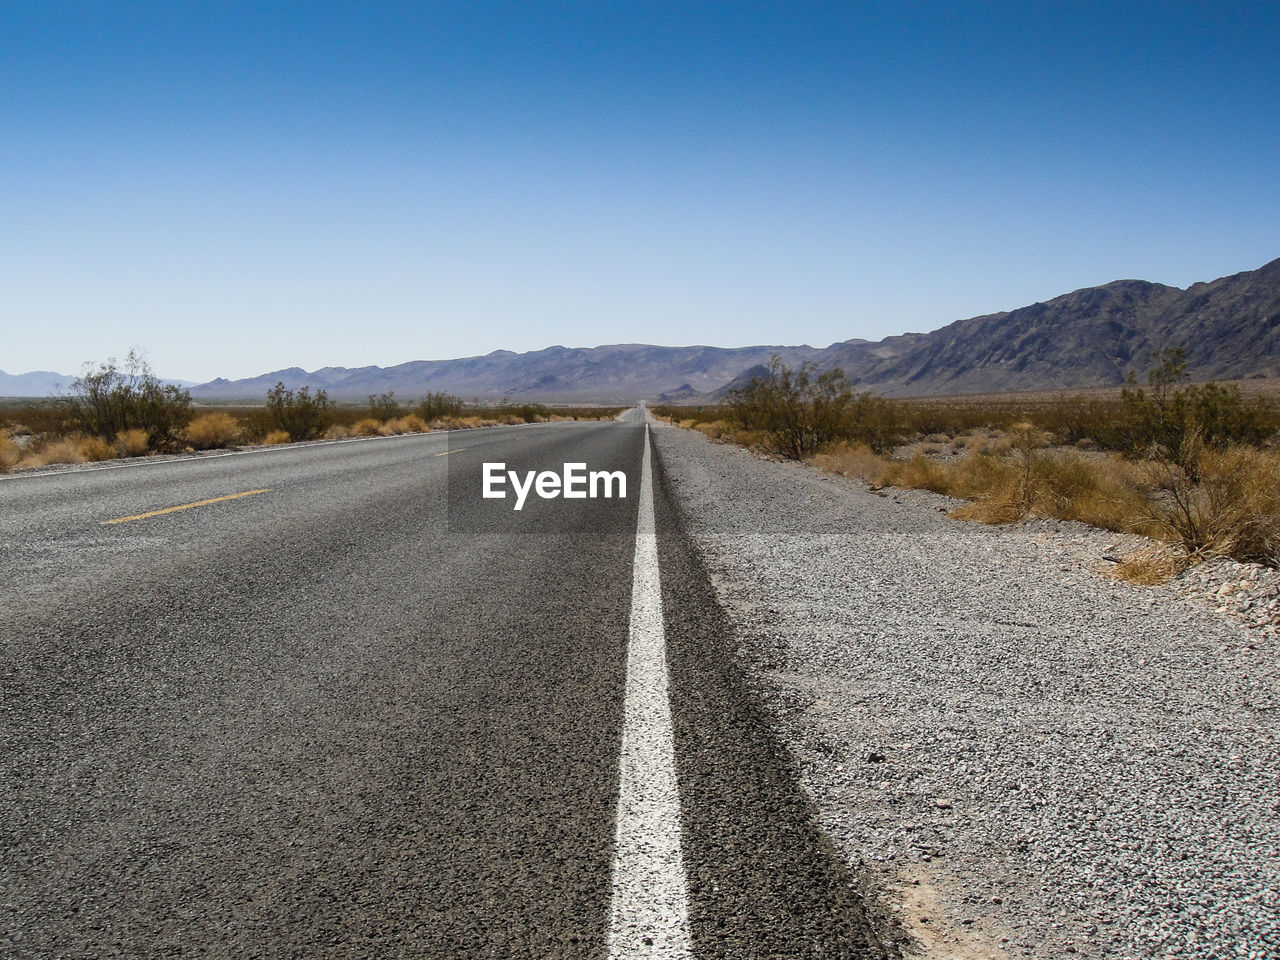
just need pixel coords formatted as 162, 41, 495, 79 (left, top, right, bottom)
607, 422, 692, 958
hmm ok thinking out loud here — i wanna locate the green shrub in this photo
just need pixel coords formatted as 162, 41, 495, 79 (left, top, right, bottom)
367, 391, 404, 421
417, 392, 464, 421
726, 357, 903, 458
66, 350, 192, 452
1117, 347, 1275, 472
262, 382, 334, 442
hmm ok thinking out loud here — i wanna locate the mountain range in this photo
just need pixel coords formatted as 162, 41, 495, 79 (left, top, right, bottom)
6, 258, 1278, 402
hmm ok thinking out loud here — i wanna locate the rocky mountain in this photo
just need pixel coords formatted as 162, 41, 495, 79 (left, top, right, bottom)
8, 258, 1278, 402
804, 257, 1280, 397
190, 344, 822, 403
187, 257, 1278, 403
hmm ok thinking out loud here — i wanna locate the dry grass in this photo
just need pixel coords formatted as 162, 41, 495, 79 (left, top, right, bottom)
352, 418, 383, 437
262, 430, 291, 445
114, 428, 151, 457
379, 415, 430, 435
809, 441, 890, 486
20, 434, 113, 467
324, 423, 354, 439
184, 413, 239, 450
1114, 545, 1185, 585
430, 415, 489, 430
694, 420, 729, 440
670, 398, 1280, 569
0, 433, 20, 472
883, 452, 951, 494
1140, 445, 1280, 564
80, 436, 113, 461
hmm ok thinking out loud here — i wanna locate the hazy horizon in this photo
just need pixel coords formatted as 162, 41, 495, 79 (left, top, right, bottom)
4, 2, 1277, 382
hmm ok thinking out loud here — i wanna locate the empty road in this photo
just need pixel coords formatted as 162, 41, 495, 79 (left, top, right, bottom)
1, 415, 887, 958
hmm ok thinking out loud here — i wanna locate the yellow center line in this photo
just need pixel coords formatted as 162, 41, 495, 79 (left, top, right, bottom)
435, 448, 467, 456
100, 489, 271, 526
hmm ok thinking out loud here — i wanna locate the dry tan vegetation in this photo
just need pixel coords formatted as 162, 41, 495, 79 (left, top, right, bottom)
1114, 544, 1185, 585
0, 433, 20, 472
114, 428, 151, 457
379, 415, 430, 435
430, 415, 489, 430
799, 432, 1280, 578
22, 439, 86, 467
261, 430, 291, 445
184, 413, 239, 450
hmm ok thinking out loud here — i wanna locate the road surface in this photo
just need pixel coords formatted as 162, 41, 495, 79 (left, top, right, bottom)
1, 414, 888, 958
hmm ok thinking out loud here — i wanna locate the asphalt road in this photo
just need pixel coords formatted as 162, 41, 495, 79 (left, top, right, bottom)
0, 415, 889, 959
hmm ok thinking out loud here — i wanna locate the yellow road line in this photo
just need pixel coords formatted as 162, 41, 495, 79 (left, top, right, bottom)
435, 448, 467, 456
100, 489, 270, 526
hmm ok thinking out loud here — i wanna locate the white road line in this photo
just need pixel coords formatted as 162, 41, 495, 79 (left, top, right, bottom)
608, 422, 692, 958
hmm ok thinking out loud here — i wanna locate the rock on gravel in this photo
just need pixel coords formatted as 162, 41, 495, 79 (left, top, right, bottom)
652, 424, 1280, 960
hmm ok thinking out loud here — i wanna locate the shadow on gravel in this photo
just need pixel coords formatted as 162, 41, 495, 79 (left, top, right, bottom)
651, 444, 909, 959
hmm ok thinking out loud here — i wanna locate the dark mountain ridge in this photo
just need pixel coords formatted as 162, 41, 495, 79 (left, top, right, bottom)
779, 259, 1277, 399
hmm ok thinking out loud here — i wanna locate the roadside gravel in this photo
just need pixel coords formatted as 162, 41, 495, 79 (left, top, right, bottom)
652, 424, 1280, 960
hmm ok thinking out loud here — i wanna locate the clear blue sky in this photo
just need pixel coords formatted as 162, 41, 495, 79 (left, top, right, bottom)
3, 1, 1277, 382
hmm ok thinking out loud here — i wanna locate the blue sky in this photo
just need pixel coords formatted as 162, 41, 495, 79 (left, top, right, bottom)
3, 1, 1277, 382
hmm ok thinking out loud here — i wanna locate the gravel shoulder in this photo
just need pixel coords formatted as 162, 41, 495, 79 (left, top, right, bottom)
651, 424, 1280, 960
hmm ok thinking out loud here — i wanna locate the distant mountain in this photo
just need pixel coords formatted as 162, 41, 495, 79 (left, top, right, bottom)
10, 258, 1278, 403
0, 370, 200, 398
191, 257, 1280, 403
191, 344, 822, 403
0, 370, 73, 397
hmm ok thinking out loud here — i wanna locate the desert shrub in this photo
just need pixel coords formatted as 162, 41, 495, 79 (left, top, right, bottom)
945, 449, 1018, 501
262, 430, 291, 445
24, 436, 90, 466
882, 452, 950, 494
263, 382, 333, 442
0, 401, 71, 440
379, 417, 426, 435
1037, 394, 1125, 446
727, 357, 901, 458
694, 420, 729, 440
728, 427, 769, 448
324, 423, 354, 439
651, 405, 726, 427
431, 415, 486, 430
1117, 348, 1275, 471
809, 441, 890, 486
184, 412, 239, 450
367, 391, 404, 421
352, 418, 383, 437
0, 434, 20, 472
78, 435, 113, 461
512, 403, 548, 423
417, 392, 464, 421
66, 350, 193, 452
1114, 545, 1185, 585
114, 428, 150, 457
1141, 440, 1280, 563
